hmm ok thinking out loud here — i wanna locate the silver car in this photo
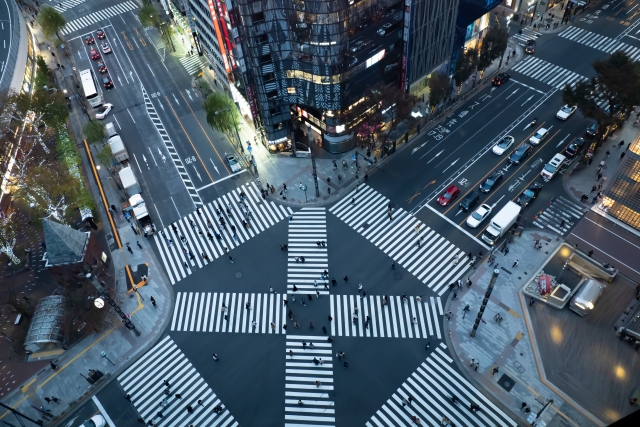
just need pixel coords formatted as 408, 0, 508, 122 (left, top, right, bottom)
225, 153, 241, 173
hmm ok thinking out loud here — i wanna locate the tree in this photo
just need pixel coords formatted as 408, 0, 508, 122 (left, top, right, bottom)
95, 144, 113, 168
453, 48, 478, 94
0, 212, 20, 265
38, 6, 66, 41
563, 51, 640, 131
428, 73, 451, 113
477, 26, 509, 77
203, 92, 240, 143
35, 56, 51, 90
84, 120, 105, 143
10, 87, 69, 129
139, 3, 160, 29
369, 86, 417, 129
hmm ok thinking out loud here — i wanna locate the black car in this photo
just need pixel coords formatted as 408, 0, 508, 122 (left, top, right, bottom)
565, 137, 586, 158
479, 171, 504, 193
102, 76, 113, 89
508, 143, 533, 164
492, 72, 510, 86
586, 122, 598, 136
517, 182, 543, 206
525, 40, 536, 54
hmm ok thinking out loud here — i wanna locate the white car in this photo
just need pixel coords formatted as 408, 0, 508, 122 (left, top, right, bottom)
377, 23, 392, 36
95, 103, 113, 120
82, 415, 106, 427
101, 42, 112, 54
225, 153, 242, 173
529, 127, 549, 145
556, 105, 577, 120
467, 204, 492, 228
492, 135, 515, 155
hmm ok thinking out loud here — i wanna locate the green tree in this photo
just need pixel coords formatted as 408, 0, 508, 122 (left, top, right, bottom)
38, 6, 66, 41
139, 3, 160, 28
10, 88, 68, 129
477, 26, 509, 77
95, 144, 113, 168
203, 92, 240, 143
453, 48, 478, 94
563, 50, 640, 131
35, 56, 51, 90
83, 120, 105, 143
428, 73, 451, 113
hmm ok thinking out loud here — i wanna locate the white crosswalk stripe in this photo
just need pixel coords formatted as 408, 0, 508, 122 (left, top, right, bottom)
366, 344, 517, 427
60, 1, 138, 35
180, 56, 204, 75
170, 292, 287, 334
330, 294, 443, 339
53, 0, 89, 13
510, 56, 588, 89
153, 182, 293, 285
559, 27, 640, 61
288, 207, 329, 295
285, 335, 335, 426
532, 196, 587, 235
512, 27, 540, 44
329, 185, 471, 296
118, 336, 238, 427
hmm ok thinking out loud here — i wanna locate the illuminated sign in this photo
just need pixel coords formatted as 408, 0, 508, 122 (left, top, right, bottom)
206, 0, 230, 73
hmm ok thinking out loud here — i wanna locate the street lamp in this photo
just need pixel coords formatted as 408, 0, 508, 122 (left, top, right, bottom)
301, 184, 308, 202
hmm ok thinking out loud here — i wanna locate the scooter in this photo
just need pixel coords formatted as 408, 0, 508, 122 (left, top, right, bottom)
523, 117, 538, 130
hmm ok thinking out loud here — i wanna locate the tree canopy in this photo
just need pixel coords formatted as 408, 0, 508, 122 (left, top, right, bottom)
38, 6, 66, 41
203, 92, 240, 141
428, 73, 451, 113
84, 120, 105, 144
453, 48, 478, 93
563, 50, 640, 129
477, 26, 509, 74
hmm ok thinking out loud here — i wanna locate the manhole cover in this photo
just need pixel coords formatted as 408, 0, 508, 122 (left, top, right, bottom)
497, 373, 516, 392
235, 272, 243, 279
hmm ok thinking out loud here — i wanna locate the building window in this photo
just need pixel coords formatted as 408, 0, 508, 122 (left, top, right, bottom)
287, 87, 296, 94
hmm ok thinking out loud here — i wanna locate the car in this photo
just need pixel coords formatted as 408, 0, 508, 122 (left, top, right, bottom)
384, 63, 398, 72
348, 57, 358, 68
565, 137, 585, 158
492, 135, 515, 155
540, 153, 567, 180
525, 39, 536, 54
586, 122, 598, 136
85, 35, 95, 45
377, 23, 392, 36
101, 42, 112, 54
437, 185, 460, 206
508, 143, 533, 164
467, 204, 492, 228
90, 49, 101, 60
459, 191, 480, 212
96, 29, 106, 39
350, 41, 364, 52
479, 171, 504, 193
556, 104, 577, 120
517, 182, 543, 206
97, 62, 108, 73
492, 72, 510, 86
96, 103, 113, 119
81, 415, 106, 427
225, 153, 242, 173
529, 127, 549, 145
102, 75, 113, 89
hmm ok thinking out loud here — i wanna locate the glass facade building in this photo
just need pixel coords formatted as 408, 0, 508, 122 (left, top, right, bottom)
602, 134, 640, 230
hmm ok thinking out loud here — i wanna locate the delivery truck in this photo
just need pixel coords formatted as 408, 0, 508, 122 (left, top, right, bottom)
128, 194, 155, 236
106, 122, 129, 163
118, 166, 141, 197
482, 201, 521, 246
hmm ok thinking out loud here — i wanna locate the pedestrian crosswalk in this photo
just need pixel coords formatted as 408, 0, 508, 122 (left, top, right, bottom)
512, 27, 540, 44
366, 343, 516, 427
288, 208, 329, 295
60, 1, 137, 35
118, 336, 237, 427
559, 27, 640, 62
330, 294, 443, 339
153, 182, 293, 285
170, 292, 287, 334
510, 56, 587, 89
532, 196, 587, 236
329, 185, 472, 296
285, 335, 335, 426
180, 55, 204, 75
53, 0, 88, 13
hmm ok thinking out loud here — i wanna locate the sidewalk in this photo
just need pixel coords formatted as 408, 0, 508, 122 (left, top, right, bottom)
443, 230, 602, 427
0, 9, 174, 426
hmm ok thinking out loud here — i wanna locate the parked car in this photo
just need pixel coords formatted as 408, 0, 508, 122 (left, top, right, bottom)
565, 137, 586, 158
586, 122, 598, 136
540, 153, 567, 180
377, 23, 392, 36
225, 153, 242, 173
459, 191, 480, 212
96, 103, 113, 119
350, 41, 364, 53
437, 185, 460, 206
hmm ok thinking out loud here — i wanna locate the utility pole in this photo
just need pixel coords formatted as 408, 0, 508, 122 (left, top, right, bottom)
470, 268, 500, 337
311, 151, 319, 197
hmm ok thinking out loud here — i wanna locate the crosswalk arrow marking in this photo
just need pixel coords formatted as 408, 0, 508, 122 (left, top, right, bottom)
441, 158, 459, 173
209, 158, 220, 175
521, 95, 534, 106
557, 133, 571, 147
173, 93, 180, 106
426, 149, 444, 164
506, 88, 519, 99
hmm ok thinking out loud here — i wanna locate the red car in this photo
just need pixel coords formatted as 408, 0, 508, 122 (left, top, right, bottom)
96, 29, 106, 39
437, 185, 460, 206
85, 35, 95, 45
90, 49, 101, 60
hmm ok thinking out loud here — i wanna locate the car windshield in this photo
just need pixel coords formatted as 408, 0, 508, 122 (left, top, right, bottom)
484, 179, 495, 186
228, 157, 237, 165
498, 139, 511, 148
544, 164, 557, 173
567, 144, 577, 152
534, 131, 544, 138
82, 420, 97, 427
562, 106, 572, 113
524, 190, 535, 198
443, 192, 452, 199
471, 211, 484, 220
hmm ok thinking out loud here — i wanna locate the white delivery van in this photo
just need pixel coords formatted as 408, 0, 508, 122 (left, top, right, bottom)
540, 153, 566, 181
482, 201, 521, 246
118, 166, 141, 197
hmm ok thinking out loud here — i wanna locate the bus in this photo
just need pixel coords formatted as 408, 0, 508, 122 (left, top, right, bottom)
79, 69, 103, 107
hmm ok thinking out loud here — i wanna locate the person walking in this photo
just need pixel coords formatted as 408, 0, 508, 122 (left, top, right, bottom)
150, 296, 157, 308
229, 255, 234, 263
492, 366, 499, 375
127, 246, 133, 254
343, 275, 349, 283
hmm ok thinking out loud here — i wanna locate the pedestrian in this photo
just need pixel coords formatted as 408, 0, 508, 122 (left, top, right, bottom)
621, 152, 626, 160
309, 321, 313, 329
591, 185, 597, 193
150, 297, 157, 308
322, 326, 327, 334
504, 247, 509, 255
344, 360, 349, 368
127, 246, 133, 254
331, 277, 337, 286
492, 367, 499, 375
212, 353, 219, 361
45, 397, 51, 403
619, 140, 625, 148
270, 322, 276, 331
328, 315, 333, 322
229, 255, 233, 263
470, 358, 475, 368
521, 402, 527, 410
51, 397, 59, 403
529, 299, 535, 306
512, 259, 519, 268
50, 362, 57, 370
475, 362, 479, 371
602, 175, 607, 185
343, 275, 349, 283
606, 149, 610, 157
588, 250, 593, 257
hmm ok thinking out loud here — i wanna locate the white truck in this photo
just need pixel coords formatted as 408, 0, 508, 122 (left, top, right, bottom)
118, 166, 141, 197
128, 194, 155, 236
482, 201, 521, 246
106, 122, 129, 163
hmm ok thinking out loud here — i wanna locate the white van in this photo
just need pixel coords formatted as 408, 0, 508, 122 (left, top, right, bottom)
540, 153, 566, 180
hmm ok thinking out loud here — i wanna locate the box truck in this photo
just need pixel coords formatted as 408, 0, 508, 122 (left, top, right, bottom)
118, 166, 141, 197
128, 194, 155, 236
106, 122, 129, 163
482, 201, 521, 245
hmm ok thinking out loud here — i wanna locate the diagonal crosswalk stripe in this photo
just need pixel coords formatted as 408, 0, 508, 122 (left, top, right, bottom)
559, 27, 640, 62
53, 0, 89, 13
532, 196, 587, 235
179, 56, 204, 75
287, 207, 329, 295
60, 1, 138, 35
153, 182, 293, 285
329, 185, 471, 295
117, 336, 237, 427
366, 344, 517, 427
285, 335, 336, 425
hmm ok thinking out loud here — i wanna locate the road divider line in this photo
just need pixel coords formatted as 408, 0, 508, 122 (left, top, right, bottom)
92, 396, 116, 427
